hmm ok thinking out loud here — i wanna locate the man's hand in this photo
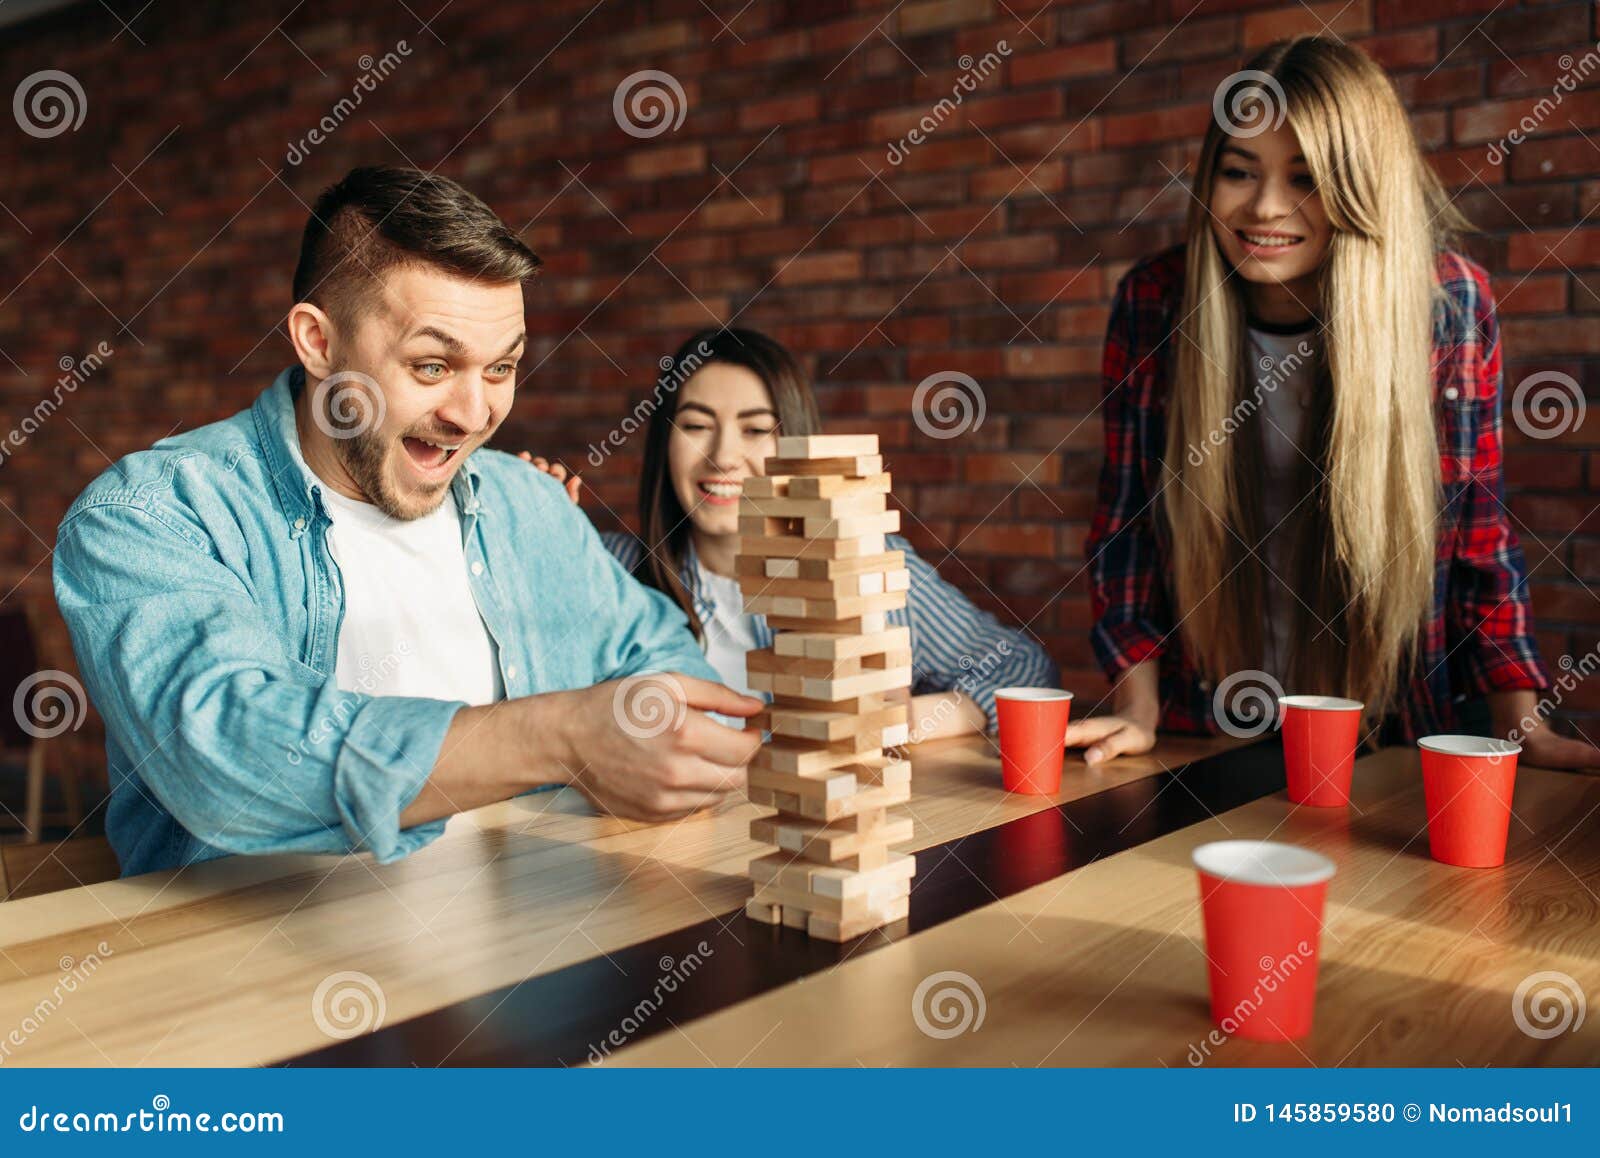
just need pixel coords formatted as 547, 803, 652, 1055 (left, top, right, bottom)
517, 451, 582, 504
556, 673, 764, 819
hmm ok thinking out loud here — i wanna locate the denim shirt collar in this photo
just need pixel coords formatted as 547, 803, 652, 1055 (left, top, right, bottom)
251, 365, 484, 536
678, 536, 716, 627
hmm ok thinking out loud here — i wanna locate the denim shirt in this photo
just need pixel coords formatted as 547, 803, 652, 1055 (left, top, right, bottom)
53, 367, 716, 877
600, 531, 1059, 730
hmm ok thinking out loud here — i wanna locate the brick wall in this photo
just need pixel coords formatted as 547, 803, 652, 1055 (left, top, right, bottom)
1, 0, 1597, 744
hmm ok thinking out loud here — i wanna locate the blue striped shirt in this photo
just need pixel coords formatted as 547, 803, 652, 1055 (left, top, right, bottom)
601, 531, 1059, 730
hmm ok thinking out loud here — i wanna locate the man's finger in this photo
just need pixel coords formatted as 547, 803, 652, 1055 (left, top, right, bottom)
566, 476, 583, 503
673, 673, 765, 717
517, 451, 533, 462
549, 463, 569, 482
680, 712, 764, 766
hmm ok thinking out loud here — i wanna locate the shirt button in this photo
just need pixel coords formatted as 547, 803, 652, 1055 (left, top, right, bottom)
1444, 386, 1459, 401
506, 665, 518, 679
471, 561, 484, 576
293, 517, 306, 531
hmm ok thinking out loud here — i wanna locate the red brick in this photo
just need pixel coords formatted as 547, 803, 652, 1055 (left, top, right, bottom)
1009, 40, 1117, 87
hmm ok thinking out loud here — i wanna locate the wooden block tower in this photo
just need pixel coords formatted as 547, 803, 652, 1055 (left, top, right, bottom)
738, 433, 916, 941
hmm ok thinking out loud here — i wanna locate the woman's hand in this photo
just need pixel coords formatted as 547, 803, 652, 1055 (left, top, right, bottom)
516, 451, 582, 504
1514, 724, 1600, 773
1064, 714, 1157, 766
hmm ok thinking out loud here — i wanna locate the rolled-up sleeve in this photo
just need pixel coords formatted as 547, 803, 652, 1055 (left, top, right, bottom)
54, 498, 460, 864
1085, 270, 1172, 679
900, 541, 1059, 730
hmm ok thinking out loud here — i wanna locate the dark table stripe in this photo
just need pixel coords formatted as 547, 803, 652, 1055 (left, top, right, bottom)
288, 738, 1284, 1067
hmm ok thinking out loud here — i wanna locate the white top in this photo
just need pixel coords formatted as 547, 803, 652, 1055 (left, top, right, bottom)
695, 559, 761, 704
1250, 324, 1319, 684
321, 486, 505, 706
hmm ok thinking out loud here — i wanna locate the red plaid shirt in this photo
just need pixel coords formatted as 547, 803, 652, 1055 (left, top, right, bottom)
1085, 245, 1550, 742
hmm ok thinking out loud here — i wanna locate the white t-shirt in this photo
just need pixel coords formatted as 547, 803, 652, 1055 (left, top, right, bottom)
321, 486, 505, 706
695, 559, 762, 703
1250, 324, 1319, 684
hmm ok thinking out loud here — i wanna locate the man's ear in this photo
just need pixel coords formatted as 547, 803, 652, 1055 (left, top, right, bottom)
286, 301, 337, 380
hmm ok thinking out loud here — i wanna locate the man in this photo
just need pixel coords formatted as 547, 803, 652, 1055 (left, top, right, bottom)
53, 165, 761, 876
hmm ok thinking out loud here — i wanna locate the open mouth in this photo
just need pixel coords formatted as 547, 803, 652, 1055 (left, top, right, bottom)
1236, 229, 1305, 254
401, 435, 464, 475
697, 479, 742, 506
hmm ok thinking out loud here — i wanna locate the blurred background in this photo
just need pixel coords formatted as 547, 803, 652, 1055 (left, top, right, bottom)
0, 0, 1596, 857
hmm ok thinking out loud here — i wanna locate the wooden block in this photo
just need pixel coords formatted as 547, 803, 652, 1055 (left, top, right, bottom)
752, 878, 908, 924
745, 897, 782, 925
744, 589, 906, 622
803, 509, 900, 540
750, 813, 915, 865
737, 533, 887, 561
740, 477, 781, 499
753, 702, 908, 742
775, 434, 879, 459
797, 779, 910, 822
807, 894, 910, 942
808, 851, 916, 900
761, 453, 883, 477
740, 551, 905, 582
766, 690, 890, 716
748, 763, 857, 802
747, 649, 863, 679
775, 626, 911, 661
740, 492, 887, 520
786, 473, 891, 500
795, 665, 913, 703
738, 570, 906, 601
765, 612, 889, 634
848, 752, 912, 789
780, 904, 810, 929
748, 852, 819, 891
754, 741, 880, 775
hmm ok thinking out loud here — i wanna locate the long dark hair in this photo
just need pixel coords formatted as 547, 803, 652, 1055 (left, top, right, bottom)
633, 328, 821, 640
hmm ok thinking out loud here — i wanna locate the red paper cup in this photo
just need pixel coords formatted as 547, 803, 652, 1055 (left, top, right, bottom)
1193, 840, 1336, 1041
1418, 735, 1521, 868
995, 688, 1073, 795
1277, 695, 1363, 807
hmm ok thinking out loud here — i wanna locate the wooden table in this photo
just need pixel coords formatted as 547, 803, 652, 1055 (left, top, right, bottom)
612, 745, 1600, 1067
0, 731, 1234, 1066
4, 734, 1594, 1067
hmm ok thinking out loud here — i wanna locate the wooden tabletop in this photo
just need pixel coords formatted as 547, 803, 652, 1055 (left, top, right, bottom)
610, 745, 1600, 1067
0, 730, 1235, 1066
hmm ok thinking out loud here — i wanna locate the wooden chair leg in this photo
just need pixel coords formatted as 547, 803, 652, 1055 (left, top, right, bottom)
59, 759, 82, 829
0, 846, 10, 902
24, 741, 45, 844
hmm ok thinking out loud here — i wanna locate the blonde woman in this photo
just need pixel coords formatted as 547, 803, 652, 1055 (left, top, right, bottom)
1073, 35, 1598, 771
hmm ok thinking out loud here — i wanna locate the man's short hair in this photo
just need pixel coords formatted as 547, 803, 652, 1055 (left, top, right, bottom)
291, 165, 542, 329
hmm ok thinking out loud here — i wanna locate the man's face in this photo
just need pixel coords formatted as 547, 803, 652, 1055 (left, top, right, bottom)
310, 266, 526, 520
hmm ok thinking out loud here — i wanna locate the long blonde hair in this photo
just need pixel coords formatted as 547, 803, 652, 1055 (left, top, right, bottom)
1163, 36, 1469, 725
